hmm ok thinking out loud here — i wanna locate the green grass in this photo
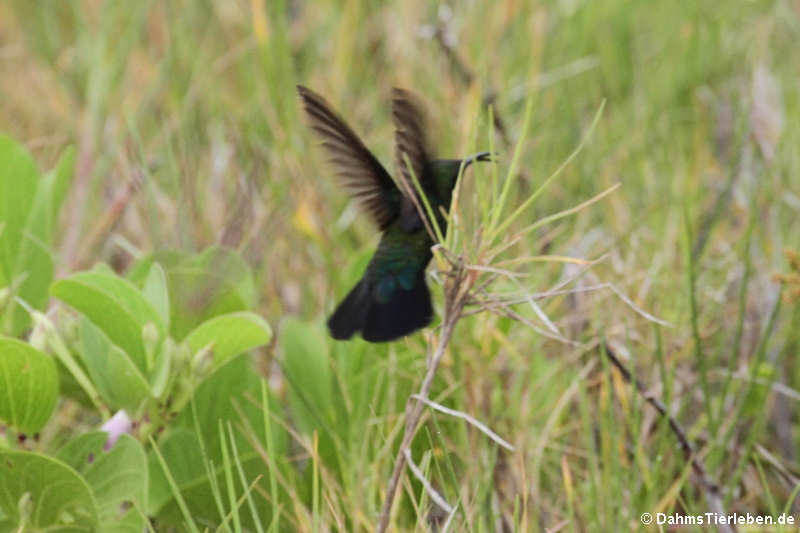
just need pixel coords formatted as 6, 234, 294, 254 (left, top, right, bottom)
2, 0, 800, 531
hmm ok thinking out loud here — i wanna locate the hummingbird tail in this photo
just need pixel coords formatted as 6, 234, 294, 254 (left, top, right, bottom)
327, 271, 433, 342
362, 272, 432, 342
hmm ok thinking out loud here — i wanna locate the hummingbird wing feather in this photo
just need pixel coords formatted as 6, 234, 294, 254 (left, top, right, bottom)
391, 88, 438, 232
391, 88, 433, 191
298, 85, 401, 230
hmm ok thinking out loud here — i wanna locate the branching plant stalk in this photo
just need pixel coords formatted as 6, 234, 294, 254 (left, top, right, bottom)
376, 266, 469, 533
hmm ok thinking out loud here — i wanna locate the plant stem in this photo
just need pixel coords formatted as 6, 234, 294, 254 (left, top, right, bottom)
602, 343, 734, 533
376, 288, 463, 532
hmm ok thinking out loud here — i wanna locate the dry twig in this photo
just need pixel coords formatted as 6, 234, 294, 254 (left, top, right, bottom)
402, 449, 454, 514
376, 260, 472, 532
602, 342, 736, 533
411, 394, 514, 452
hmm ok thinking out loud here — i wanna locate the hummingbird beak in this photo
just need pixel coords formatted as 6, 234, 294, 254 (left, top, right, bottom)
462, 151, 494, 168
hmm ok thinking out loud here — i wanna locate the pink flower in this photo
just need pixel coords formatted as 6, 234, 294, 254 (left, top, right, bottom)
101, 410, 132, 451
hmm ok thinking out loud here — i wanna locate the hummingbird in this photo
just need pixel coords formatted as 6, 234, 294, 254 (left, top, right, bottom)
297, 85, 490, 342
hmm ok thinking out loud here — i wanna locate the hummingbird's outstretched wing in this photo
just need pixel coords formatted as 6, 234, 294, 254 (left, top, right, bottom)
391, 88, 433, 193
298, 85, 402, 230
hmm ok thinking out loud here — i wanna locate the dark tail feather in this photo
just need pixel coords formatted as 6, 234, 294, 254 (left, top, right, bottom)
362, 272, 432, 343
327, 272, 433, 342
327, 279, 371, 340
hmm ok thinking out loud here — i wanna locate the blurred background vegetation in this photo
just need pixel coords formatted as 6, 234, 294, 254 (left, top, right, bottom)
1, 0, 799, 531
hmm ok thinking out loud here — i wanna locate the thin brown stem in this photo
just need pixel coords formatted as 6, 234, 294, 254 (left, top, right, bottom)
602, 343, 735, 533
376, 276, 466, 532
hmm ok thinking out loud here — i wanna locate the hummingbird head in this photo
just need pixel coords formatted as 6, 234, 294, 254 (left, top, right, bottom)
429, 151, 493, 207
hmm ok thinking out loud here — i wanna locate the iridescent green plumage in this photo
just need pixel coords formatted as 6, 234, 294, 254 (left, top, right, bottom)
297, 85, 490, 342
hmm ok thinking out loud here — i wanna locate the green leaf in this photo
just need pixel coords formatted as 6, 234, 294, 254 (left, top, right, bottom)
0, 135, 38, 286
52, 271, 164, 372
0, 134, 51, 335
56, 432, 148, 530
0, 449, 99, 529
280, 318, 332, 433
0, 337, 58, 434
78, 319, 151, 411
0, 138, 73, 336
142, 262, 170, 331
72, 270, 165, 334
84, 435, 147, 523
185, 311, 272, 366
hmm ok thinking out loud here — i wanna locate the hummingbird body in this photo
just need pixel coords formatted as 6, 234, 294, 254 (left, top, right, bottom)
298, 86, 489, 342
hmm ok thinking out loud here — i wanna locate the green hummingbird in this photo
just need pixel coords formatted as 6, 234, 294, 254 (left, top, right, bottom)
297, 85, 490, 342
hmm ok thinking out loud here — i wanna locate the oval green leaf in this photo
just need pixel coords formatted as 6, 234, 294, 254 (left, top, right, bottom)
51, 271, 164, 372
0, 134, 50, 335
185, 311, 272, 366
142, 262, 170, 331
0, 337, 58, 434
84, 434, 147, 519
0, 449, 99, 529
78, 319, 151, 411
